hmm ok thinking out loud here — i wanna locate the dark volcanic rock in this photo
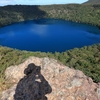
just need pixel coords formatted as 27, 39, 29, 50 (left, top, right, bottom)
14, 63, 52, 100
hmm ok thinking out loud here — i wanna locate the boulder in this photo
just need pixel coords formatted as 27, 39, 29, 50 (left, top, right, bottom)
1, 57, 100, 100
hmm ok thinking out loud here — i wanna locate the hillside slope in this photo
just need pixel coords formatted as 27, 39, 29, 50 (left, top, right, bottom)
84, 0, 100, 4
0, 4, 100, 27
0, 43, 100, 89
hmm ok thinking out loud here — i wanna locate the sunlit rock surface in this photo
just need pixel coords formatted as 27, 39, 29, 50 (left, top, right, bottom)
1, 57, 100, 100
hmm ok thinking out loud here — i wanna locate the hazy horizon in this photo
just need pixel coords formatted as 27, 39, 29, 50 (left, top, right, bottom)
0, 0, 88, 6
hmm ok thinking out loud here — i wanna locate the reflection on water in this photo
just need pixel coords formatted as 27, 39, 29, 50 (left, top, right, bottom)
30, 25, 48, 37
0, 19, 100, 52
86, 32, 100, 42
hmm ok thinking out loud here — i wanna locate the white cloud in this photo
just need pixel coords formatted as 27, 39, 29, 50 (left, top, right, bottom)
30, 25, 48, 37
0, 0, 15, 5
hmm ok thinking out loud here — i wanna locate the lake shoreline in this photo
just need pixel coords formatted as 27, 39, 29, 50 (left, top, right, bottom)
0, 19, 100, 52
0, 18, 100, 29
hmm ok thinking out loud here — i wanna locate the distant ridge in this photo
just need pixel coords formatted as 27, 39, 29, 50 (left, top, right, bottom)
83, 0, 100, 4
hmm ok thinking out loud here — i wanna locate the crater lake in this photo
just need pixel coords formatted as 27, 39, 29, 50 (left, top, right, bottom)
0, 19, 100, 52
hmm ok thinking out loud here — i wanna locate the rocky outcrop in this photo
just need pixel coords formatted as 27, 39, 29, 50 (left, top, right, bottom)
1, 57, 100, 100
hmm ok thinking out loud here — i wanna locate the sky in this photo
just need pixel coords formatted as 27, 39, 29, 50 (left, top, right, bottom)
0, 0, 88, 6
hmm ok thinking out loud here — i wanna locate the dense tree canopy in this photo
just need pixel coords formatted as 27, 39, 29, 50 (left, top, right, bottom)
0, 4, 100, 27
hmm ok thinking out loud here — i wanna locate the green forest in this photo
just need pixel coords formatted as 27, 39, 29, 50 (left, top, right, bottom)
0, 3, 100, 92
0, 4, 100, 27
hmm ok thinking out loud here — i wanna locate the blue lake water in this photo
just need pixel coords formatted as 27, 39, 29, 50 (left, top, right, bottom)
0, 19, 100, 52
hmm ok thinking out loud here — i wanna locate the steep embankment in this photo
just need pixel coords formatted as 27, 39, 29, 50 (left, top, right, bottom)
1, 57, 100, 100
0, 4, 100, 27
